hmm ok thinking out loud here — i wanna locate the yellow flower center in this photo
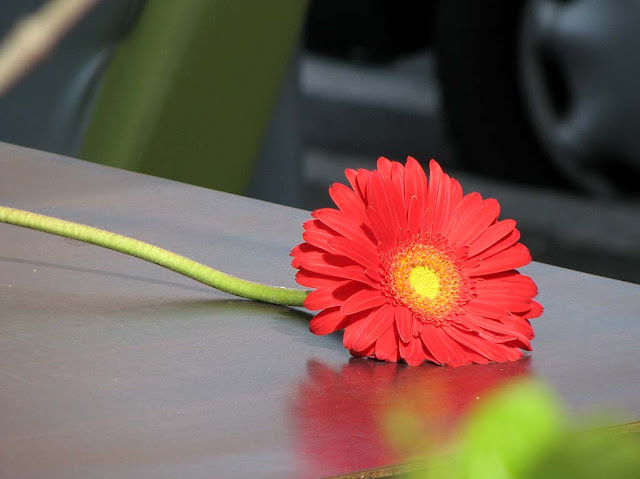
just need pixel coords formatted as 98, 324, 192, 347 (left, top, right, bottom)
409, 265, 441, 300
383, 240, 465, 324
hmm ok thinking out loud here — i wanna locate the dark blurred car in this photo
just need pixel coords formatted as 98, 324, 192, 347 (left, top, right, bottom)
306, 0, 640, 198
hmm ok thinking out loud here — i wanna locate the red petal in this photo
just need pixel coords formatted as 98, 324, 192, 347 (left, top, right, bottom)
350, 305, 396, 351
291, 246, 317, 269
378, 159, 408, 229
428, 169, 450, 234
474, 274, 538, 297
406, 195, 423, 236
302, 220, 341, 253
344, 168, 370, 202
474, 229, 521, 260
299, 263, 378, 288
309, 307, 348, 335
477, 328, 519, 344
394, 306, 413, 344
295, 269, 339, 288
290, 242, 319, 265
404, 157, 427, 196
390, 160, 406, 201
303, 217, 334, 233
302, 228, 337, 253
447, 327, 522, 362
404, 156, 428, 221
500, 316, 535, 343
468, 243, 532, 276
450, 198, 500, 248
377, 156, 393, 176
365, 266, 382, 283
443, 325, 499, 361
313, 208, 373, 245
296, 251, 357, 275
468, 219, 516, 257
342, 321, 360, 350
449, 177, 464, 211
399, 338, 426, 366
343, 267, 381, 288
444, 192, 482, 237
421, 323, 478, 367
457, 312, 517, 340
420, 324, 447, 365
420, 324, 465, 366
340, 288, 387, 315
344, 168, 362, 199
439, 176, 464, 235
366, 206, 395, 250
350, 343, 376, 357
355, 169, 372, 204
375, 325, 400, 361
439, 336, 477, 366
412, 317, 423, 337
470, 289, 536, 313
524, 300, 543, 318
304, 280, 364, 310
290, 244, 304, 259
466, 299, 510, 320
368, 171, 402, 241
328, 236, 380, 271
426, 160, 461, 235
329, 182, 367, 222
460, 312, 533, 347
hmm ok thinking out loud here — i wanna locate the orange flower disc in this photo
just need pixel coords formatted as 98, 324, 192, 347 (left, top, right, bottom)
383, 239, 468, 326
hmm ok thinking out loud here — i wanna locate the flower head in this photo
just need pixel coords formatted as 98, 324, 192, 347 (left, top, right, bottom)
291, 157, 542, 367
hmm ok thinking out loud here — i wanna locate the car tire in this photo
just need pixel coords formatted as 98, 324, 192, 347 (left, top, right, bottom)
434, 0, 572, 190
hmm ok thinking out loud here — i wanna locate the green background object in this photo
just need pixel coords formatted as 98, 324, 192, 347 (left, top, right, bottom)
81, 0, 307, 194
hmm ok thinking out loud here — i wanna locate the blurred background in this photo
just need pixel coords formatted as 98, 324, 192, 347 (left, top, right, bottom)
1, 0, 638, 283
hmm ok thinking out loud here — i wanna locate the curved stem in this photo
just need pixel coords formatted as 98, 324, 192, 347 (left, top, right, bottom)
0, 206, 309, 307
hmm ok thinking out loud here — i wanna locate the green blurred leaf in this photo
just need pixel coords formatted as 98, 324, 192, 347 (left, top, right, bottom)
523, 428, 640, 479
413, 379, 564, 479
454, 380, 564, 479
411, 379, 640, 479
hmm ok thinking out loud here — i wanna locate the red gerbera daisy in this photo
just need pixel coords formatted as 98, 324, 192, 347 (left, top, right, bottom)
291, 157, 542, 367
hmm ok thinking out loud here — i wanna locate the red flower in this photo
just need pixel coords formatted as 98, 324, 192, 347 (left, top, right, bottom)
291, 157, 542, 367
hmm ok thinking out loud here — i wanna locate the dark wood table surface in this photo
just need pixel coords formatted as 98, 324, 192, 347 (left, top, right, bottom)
1, 142, 639, 478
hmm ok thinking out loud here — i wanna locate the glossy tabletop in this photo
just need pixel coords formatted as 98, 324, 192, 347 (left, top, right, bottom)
1, 142, 639, 478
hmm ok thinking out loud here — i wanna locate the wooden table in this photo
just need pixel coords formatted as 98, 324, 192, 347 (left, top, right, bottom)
1, 142, 638, 478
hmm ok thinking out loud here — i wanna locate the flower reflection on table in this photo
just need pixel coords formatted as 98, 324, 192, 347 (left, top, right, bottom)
288, 356, 532, 477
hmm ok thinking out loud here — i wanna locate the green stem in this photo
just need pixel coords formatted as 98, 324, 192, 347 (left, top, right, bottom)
0, 205, 309, 307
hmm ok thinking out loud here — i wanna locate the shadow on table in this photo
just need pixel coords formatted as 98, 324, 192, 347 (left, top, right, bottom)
0, 255, 215, 294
